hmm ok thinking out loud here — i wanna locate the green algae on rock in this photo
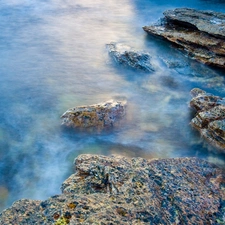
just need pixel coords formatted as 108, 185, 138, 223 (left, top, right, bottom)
190, 88, 225, 150
0, 154, 224, 224
61, 100, 126, 130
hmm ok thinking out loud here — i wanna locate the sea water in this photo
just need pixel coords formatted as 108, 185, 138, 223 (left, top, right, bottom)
0, 0, 225, 211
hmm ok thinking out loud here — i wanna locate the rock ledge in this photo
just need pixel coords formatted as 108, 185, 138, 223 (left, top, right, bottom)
190, 88, 225, 151
143, 8, 225, 68
0, 154, 224, 224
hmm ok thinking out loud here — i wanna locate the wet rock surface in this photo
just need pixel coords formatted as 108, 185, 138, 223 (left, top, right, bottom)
0, 154, 224, 224
61, 100, 126, 131
106, 43, 154, 72
190, 88, 225, 150
143, 8, 225, 68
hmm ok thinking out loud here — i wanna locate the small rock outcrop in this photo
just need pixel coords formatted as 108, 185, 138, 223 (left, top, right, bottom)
106, 42, 154, 72
0, 154, 224, 224
61, 100, 126, 130
190, 88, 225, 150
143, 8, 225, 68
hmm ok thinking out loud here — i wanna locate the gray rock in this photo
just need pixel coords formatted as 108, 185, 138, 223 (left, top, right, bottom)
0, 154, 224, 224
143, 8, 225, 68
190, 88, 225, 150
107, 42, 154, 72
164, 8, 225, 38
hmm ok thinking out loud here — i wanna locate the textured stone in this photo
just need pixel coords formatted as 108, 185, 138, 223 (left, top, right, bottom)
163, 8, 225, 38
61, 100, 126, 131
143, 8, 225, 68
0, 154, 224, 224
190, 88, 225, 150
106, 42, 154, 72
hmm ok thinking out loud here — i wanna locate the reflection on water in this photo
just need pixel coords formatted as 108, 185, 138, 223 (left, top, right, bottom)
0, 0, 225, 212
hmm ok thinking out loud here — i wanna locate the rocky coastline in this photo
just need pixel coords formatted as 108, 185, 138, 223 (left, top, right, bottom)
143, 8, 225, 68
1, 7, 225, 225
0, 154, 224, 224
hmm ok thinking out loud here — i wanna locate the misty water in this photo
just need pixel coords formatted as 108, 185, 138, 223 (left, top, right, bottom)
0, 0, 225, 212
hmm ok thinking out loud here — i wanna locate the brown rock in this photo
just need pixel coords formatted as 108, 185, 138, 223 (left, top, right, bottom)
143, 8, 225, 68
61, 99, 126, 131
190, 88, 225, 150
0, 154, 224, 224
163, 8, 225, 38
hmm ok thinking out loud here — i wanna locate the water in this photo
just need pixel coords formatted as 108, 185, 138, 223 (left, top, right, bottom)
0, 0, 225, 212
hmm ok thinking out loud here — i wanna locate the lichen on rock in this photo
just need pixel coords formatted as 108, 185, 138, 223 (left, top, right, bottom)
0, 154, 224, 224
61, 99, 126, 131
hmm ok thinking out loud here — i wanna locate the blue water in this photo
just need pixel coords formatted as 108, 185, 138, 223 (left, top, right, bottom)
0, 0, 225, 212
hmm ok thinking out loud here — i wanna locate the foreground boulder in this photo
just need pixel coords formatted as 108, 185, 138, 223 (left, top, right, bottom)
106, 42, 154, 72
61, 100, 126, 130
0, 154, 224, 224
190, 88, 225, 150
143, 8, 225, 68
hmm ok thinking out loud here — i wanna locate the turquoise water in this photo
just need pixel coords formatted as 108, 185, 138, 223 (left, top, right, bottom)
0, 0, 225, 211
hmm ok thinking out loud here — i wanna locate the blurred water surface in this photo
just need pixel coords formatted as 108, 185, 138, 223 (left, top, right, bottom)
0, 0, 225, 211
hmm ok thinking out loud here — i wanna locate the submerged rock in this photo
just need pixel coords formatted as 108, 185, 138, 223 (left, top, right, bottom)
61, 100, 126, 130
143, 8, 225, 68
190, 88, 225, 150
106, 42, 154, 72
0, 154, 224, 224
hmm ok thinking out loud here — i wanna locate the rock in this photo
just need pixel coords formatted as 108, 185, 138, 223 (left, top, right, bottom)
143, 8, 225, 68
0, 199, 41, 224
61, 99, 126, 130
106, 42, 154, 72
163, 8, 225, 38
190, 88, 225, 150
0, 154, 224, 224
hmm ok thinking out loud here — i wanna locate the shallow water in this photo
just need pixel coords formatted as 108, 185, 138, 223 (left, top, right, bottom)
0, 0, 225, 212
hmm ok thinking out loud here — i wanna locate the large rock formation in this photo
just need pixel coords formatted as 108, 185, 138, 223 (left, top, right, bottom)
106, 42, 154, 72
0, 154, 224, 224
143, 8, 225, 68
190, 88, 225, 150
61, 100, 126, 131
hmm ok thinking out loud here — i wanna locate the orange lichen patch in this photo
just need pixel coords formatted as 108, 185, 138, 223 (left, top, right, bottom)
67, 202, 77, 209
61, 99, 126, 130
